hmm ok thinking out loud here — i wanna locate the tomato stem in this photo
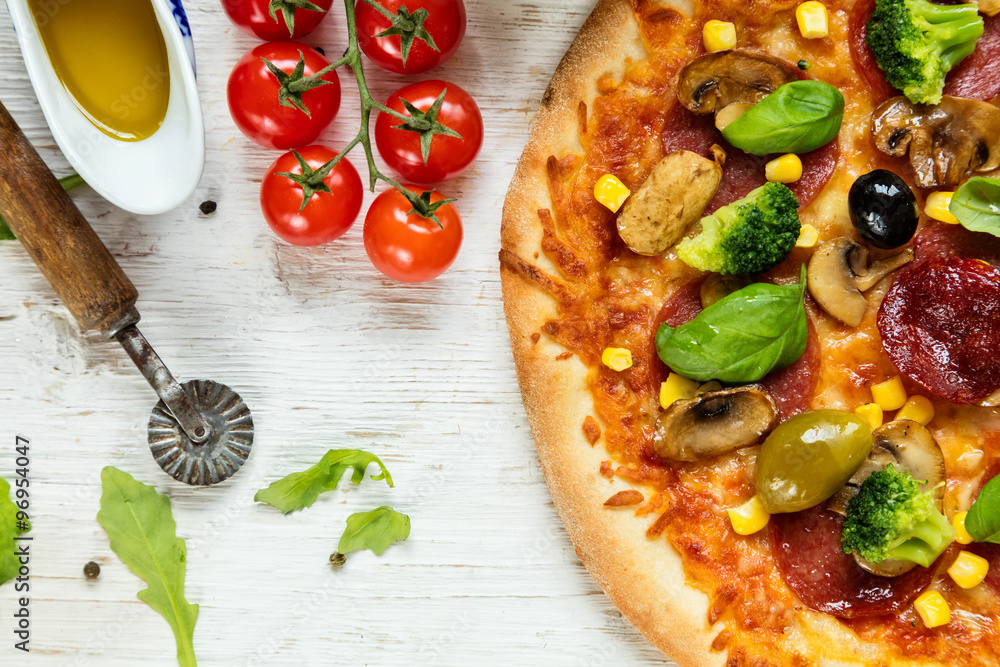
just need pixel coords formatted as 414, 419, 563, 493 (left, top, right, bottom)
327, 0, 454, 226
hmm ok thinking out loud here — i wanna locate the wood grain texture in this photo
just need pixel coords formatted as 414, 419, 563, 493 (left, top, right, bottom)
0, 0, 674, 665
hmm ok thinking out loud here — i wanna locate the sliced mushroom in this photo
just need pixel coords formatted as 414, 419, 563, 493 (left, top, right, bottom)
677, 50, 798, 116
827, 420, 946, 577
652, 386, 779, 462
715, 102, 753, 131
700, 273, 751, 309
617, 147, 725, 256
981, 0, 1000, 16
872, 95, 1000, 188
807, 237, 914, 327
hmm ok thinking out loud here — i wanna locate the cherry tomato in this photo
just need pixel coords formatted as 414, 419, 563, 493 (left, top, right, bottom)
221, 0, 333, 41
355, 0, 466, 74
375, 80, 483, 184
363, 187, 463, 282
227, 42, 341, 150
261, 145, 363, 246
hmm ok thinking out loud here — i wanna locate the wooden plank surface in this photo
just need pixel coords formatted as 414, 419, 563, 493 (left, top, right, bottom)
0, 0, 673, 664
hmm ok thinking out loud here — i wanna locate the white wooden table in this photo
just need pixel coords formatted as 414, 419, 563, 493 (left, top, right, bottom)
0, 0, 673, 664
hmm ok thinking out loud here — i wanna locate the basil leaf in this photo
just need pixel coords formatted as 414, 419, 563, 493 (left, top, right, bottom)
0, 476, 30, 586
656, 265, 808, 383
338, 506, 411, 555
255, 449, 393, 514
950, 177, 1000, 237
721, 81, 844, 156
0, 219, 13, 241
966, 474, 1000, 544
97, 467, 198, 667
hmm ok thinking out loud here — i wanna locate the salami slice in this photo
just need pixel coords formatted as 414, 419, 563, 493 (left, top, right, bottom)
944, 14, 1000, 102
758, 315, 819, 421
914, 219, 1000, 268
771, 507, 934, 618
660, 106, 837, 213
850, 0, 896, 105
878, 258, 1000, 404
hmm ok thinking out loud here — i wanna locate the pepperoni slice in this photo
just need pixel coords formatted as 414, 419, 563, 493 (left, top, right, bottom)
771, 507, 934, 618
850, 0, 896, 105
914, 220, 1000, 268
878, 258, 1000, 404
944, 14, 1000, 102
660, 106, 838, 213
758, 315, 819, 420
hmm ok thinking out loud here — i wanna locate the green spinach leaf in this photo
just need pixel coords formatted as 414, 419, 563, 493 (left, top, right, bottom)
656, 265, 808, 383
966, 474, 1000, 544
721, 81, 844, 156
255, 449, 393, 514
97, 467, 198, 667
0, 476, 29, 586
338, 506, 411, 556
950, 177, 1000, 237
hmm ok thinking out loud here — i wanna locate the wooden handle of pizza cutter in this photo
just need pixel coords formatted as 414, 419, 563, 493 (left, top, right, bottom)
0, 101, 139, 334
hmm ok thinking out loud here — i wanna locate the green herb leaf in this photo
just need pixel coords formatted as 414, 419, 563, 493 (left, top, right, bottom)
97, 467, 198, 667
255, 449, 393, 514
656, 265, 808, 383
0, 477, 29, 586
1, 173, 85, 241
966, 474, 1000, 543
338, 506, 410, 555
949, 177, 1000, 237
721, 80, 844, 156
0, 220, 13, 241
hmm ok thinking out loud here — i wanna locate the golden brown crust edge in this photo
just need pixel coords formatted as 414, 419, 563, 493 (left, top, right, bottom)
499, 1, 724, 664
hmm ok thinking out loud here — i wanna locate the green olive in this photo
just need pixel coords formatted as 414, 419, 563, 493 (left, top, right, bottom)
755, 409, 872, 514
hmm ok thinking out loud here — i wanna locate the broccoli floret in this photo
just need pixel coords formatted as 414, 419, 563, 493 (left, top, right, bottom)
676, 183, 800, 276
866, 0, 984, 105
841, 465, 955, 568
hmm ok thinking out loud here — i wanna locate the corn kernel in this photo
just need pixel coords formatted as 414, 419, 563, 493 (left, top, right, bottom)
914, 590, 951, 628
766, 153, 803, 184
948, 551, 990, 589
895, 395, 934, 425
855, 403, 884, 431
925, 191, 959, 225
593, 174, 630, 213
697, 380, 723, 395
728, 496, 771, 536
660, 372, 700, 408
796, 1, 829, 39
795, 224, 820, 248
703, 20, 737, 53
871, 376, 907, 411
953, 511, 974, 545
602, 347, 633, 372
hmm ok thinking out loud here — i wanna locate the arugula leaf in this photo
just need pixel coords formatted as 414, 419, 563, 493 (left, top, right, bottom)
950, 177, 1000, 237
656, 265, 808, 383
97, 467, 199, 667
966, 474, 1000, 544
338, 506, 411, 555
0, 477, 29, 586
255, 449, 393, 514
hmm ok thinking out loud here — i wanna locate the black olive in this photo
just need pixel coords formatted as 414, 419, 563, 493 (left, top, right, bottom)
849, 170, 918, 250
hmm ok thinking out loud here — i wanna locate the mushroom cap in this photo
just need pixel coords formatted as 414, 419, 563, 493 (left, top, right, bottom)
676, 50, 797, 116
827, 420, 946, 578
807, 238, 869, 328
872, 95, 1000, 188
807, 237, 914, 327
652, 386, 779, 462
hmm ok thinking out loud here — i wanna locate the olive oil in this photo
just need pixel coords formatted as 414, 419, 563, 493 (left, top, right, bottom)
29, 0, 170, 141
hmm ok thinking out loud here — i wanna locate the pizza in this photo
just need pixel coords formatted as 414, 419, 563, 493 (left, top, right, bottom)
499, 0, 1000, 664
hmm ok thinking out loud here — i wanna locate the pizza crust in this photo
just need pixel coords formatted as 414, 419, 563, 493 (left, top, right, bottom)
500, 1, 725, 664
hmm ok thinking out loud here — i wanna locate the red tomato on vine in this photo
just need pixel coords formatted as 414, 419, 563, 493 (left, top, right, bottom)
227, 42, 341, 150
375, 80, 483, 184
221, 0, 333, 41
261, 145, 363, 246
363, 187, 463, 282
355, 0, 466, 74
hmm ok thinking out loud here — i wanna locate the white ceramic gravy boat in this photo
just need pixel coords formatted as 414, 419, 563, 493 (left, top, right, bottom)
5, 0, 204, 215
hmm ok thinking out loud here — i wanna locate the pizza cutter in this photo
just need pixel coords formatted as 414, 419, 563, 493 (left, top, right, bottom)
0, 101, 253, 486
